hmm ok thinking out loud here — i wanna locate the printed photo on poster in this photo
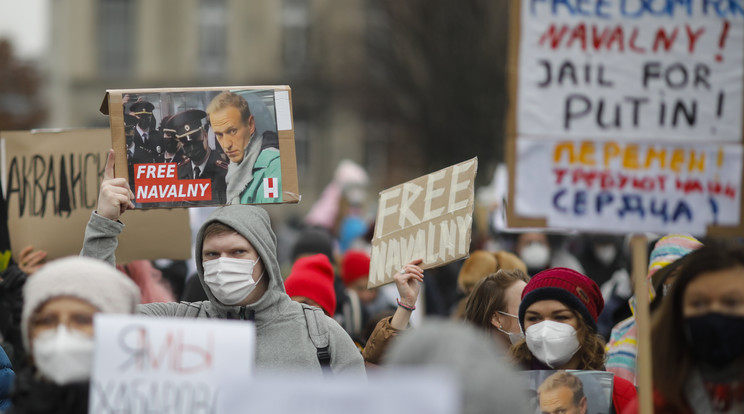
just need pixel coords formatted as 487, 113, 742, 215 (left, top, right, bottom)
524, 370, 613, 414
120, 88, 283, 208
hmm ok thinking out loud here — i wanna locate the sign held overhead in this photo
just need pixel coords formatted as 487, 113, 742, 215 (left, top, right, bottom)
369, 158, 477, 288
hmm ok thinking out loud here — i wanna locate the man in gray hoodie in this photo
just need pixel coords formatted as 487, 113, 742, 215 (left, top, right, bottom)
81, 150, 365, 376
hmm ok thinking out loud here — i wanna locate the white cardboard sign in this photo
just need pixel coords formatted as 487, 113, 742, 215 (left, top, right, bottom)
89, 314, 255, 413
515, 137, 743, 234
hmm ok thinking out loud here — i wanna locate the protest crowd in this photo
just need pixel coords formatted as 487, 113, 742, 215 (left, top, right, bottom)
0, 137, 742, 413
1, 2, 743, 412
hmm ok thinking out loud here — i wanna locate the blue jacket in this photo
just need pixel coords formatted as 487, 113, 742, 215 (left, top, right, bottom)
0, 346, 15, 411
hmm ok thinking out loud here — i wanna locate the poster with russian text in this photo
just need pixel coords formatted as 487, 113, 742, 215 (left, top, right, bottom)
89, 314, 255, 413
515, 138, 742, 234
0, 129, 191, 263
508, 0, 744, 234
368, 158, 477, 288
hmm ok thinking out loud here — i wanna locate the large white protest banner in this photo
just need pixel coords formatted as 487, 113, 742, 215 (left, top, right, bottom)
517, 1, 743, 142
369, 158, 477, 288
89, 314, 255, 413
506, 0, 744, 235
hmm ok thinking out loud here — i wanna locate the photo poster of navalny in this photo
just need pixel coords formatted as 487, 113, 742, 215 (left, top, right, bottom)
524, 370, 613, 414
101, 86, 300, 208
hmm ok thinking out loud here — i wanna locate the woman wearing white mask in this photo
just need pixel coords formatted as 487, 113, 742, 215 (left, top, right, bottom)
11, 256, 140, 414
463, 269, 530, 348
509, 267, 636, 413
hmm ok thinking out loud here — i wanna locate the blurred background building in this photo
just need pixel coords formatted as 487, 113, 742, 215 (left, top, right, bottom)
2, 0, 510, 224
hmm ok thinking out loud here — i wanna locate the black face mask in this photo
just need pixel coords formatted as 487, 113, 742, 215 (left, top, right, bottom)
183, 140, 207, 163
684, 313, 744, 367
137, 115, 151, 130
163, 137, 178, 154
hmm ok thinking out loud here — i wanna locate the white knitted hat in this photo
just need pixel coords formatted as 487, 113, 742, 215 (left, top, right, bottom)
21, 256, 141, 351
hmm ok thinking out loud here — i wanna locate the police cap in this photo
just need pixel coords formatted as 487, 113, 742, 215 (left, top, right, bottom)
129, 101, 155, 116
171, 109, 207, 141
161, 115, 176, 135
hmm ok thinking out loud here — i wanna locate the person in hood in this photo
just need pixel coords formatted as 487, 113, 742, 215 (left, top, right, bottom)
10, 256, 140, 414
80, 150, 365, 376
509, 267, 636, 413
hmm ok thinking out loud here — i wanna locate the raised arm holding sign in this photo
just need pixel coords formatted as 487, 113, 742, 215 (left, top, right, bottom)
368, 158, 477, 289
80, 153, 365, 376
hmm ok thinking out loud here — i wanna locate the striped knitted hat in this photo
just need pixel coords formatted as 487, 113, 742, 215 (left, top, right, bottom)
646, 234, 702, 297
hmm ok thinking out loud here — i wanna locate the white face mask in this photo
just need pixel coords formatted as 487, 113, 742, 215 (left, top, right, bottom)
525, 320, 580, 368
594, 244, 617, 266
32, 325, 94, 385
203, 257, 264, 306
520, 242, 550, 270
496, 311, 524, 344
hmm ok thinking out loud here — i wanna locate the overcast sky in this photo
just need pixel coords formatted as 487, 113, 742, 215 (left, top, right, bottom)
0, 0, 49, 59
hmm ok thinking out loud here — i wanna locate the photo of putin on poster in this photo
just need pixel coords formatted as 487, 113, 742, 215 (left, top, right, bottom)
526, 370, 613, 414
111, 88, 287, 208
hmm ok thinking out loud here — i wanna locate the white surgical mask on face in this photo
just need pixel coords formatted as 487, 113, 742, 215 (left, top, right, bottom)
525, 320, 580, 368
203, 257, 263, 306
33, 324, 94, 385
520, 243, 550, 270
496, 311, 524, 344
594, 244, 617, 266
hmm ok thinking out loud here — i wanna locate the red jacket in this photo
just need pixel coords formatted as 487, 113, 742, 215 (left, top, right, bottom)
612, 375, 638, 413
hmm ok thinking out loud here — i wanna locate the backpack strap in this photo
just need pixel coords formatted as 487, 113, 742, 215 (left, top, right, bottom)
301, 304, 332, 373
175, 301, 203, 318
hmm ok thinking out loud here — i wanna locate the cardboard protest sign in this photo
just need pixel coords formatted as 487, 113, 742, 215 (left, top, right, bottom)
100, 86, 299, 208
525, 370, 613, 414
505, 0, 744, 235
90, 314, 255, 413
1, 129, 191, 263
369, 158, 477, 288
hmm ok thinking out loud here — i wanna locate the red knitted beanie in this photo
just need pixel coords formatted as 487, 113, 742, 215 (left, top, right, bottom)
284, 254, 337, 317
518, 267, 604, 332
341, 250, 371, 287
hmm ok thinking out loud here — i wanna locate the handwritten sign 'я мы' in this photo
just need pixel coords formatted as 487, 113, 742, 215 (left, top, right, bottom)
89, 314, 255, 413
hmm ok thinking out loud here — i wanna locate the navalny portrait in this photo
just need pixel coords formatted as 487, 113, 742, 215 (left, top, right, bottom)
206, 90, 282, 205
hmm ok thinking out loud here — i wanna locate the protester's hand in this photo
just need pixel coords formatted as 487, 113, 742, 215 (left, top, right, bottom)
393, 258, 424, 308
97, 149, 135, 221
18, 245, 47, 275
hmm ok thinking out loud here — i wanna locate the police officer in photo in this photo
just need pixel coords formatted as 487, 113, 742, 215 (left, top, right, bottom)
129, 100, 164, 163
160, 115, 187, 165
171, 109, 228, 205
124, 114, 144, 195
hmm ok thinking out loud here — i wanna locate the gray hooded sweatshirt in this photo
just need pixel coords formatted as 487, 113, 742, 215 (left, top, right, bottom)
81, 206, 365, 376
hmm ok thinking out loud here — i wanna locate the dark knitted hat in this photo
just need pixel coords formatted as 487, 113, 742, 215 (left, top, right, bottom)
518, 267, 604, 332
291, 227, 335, 265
